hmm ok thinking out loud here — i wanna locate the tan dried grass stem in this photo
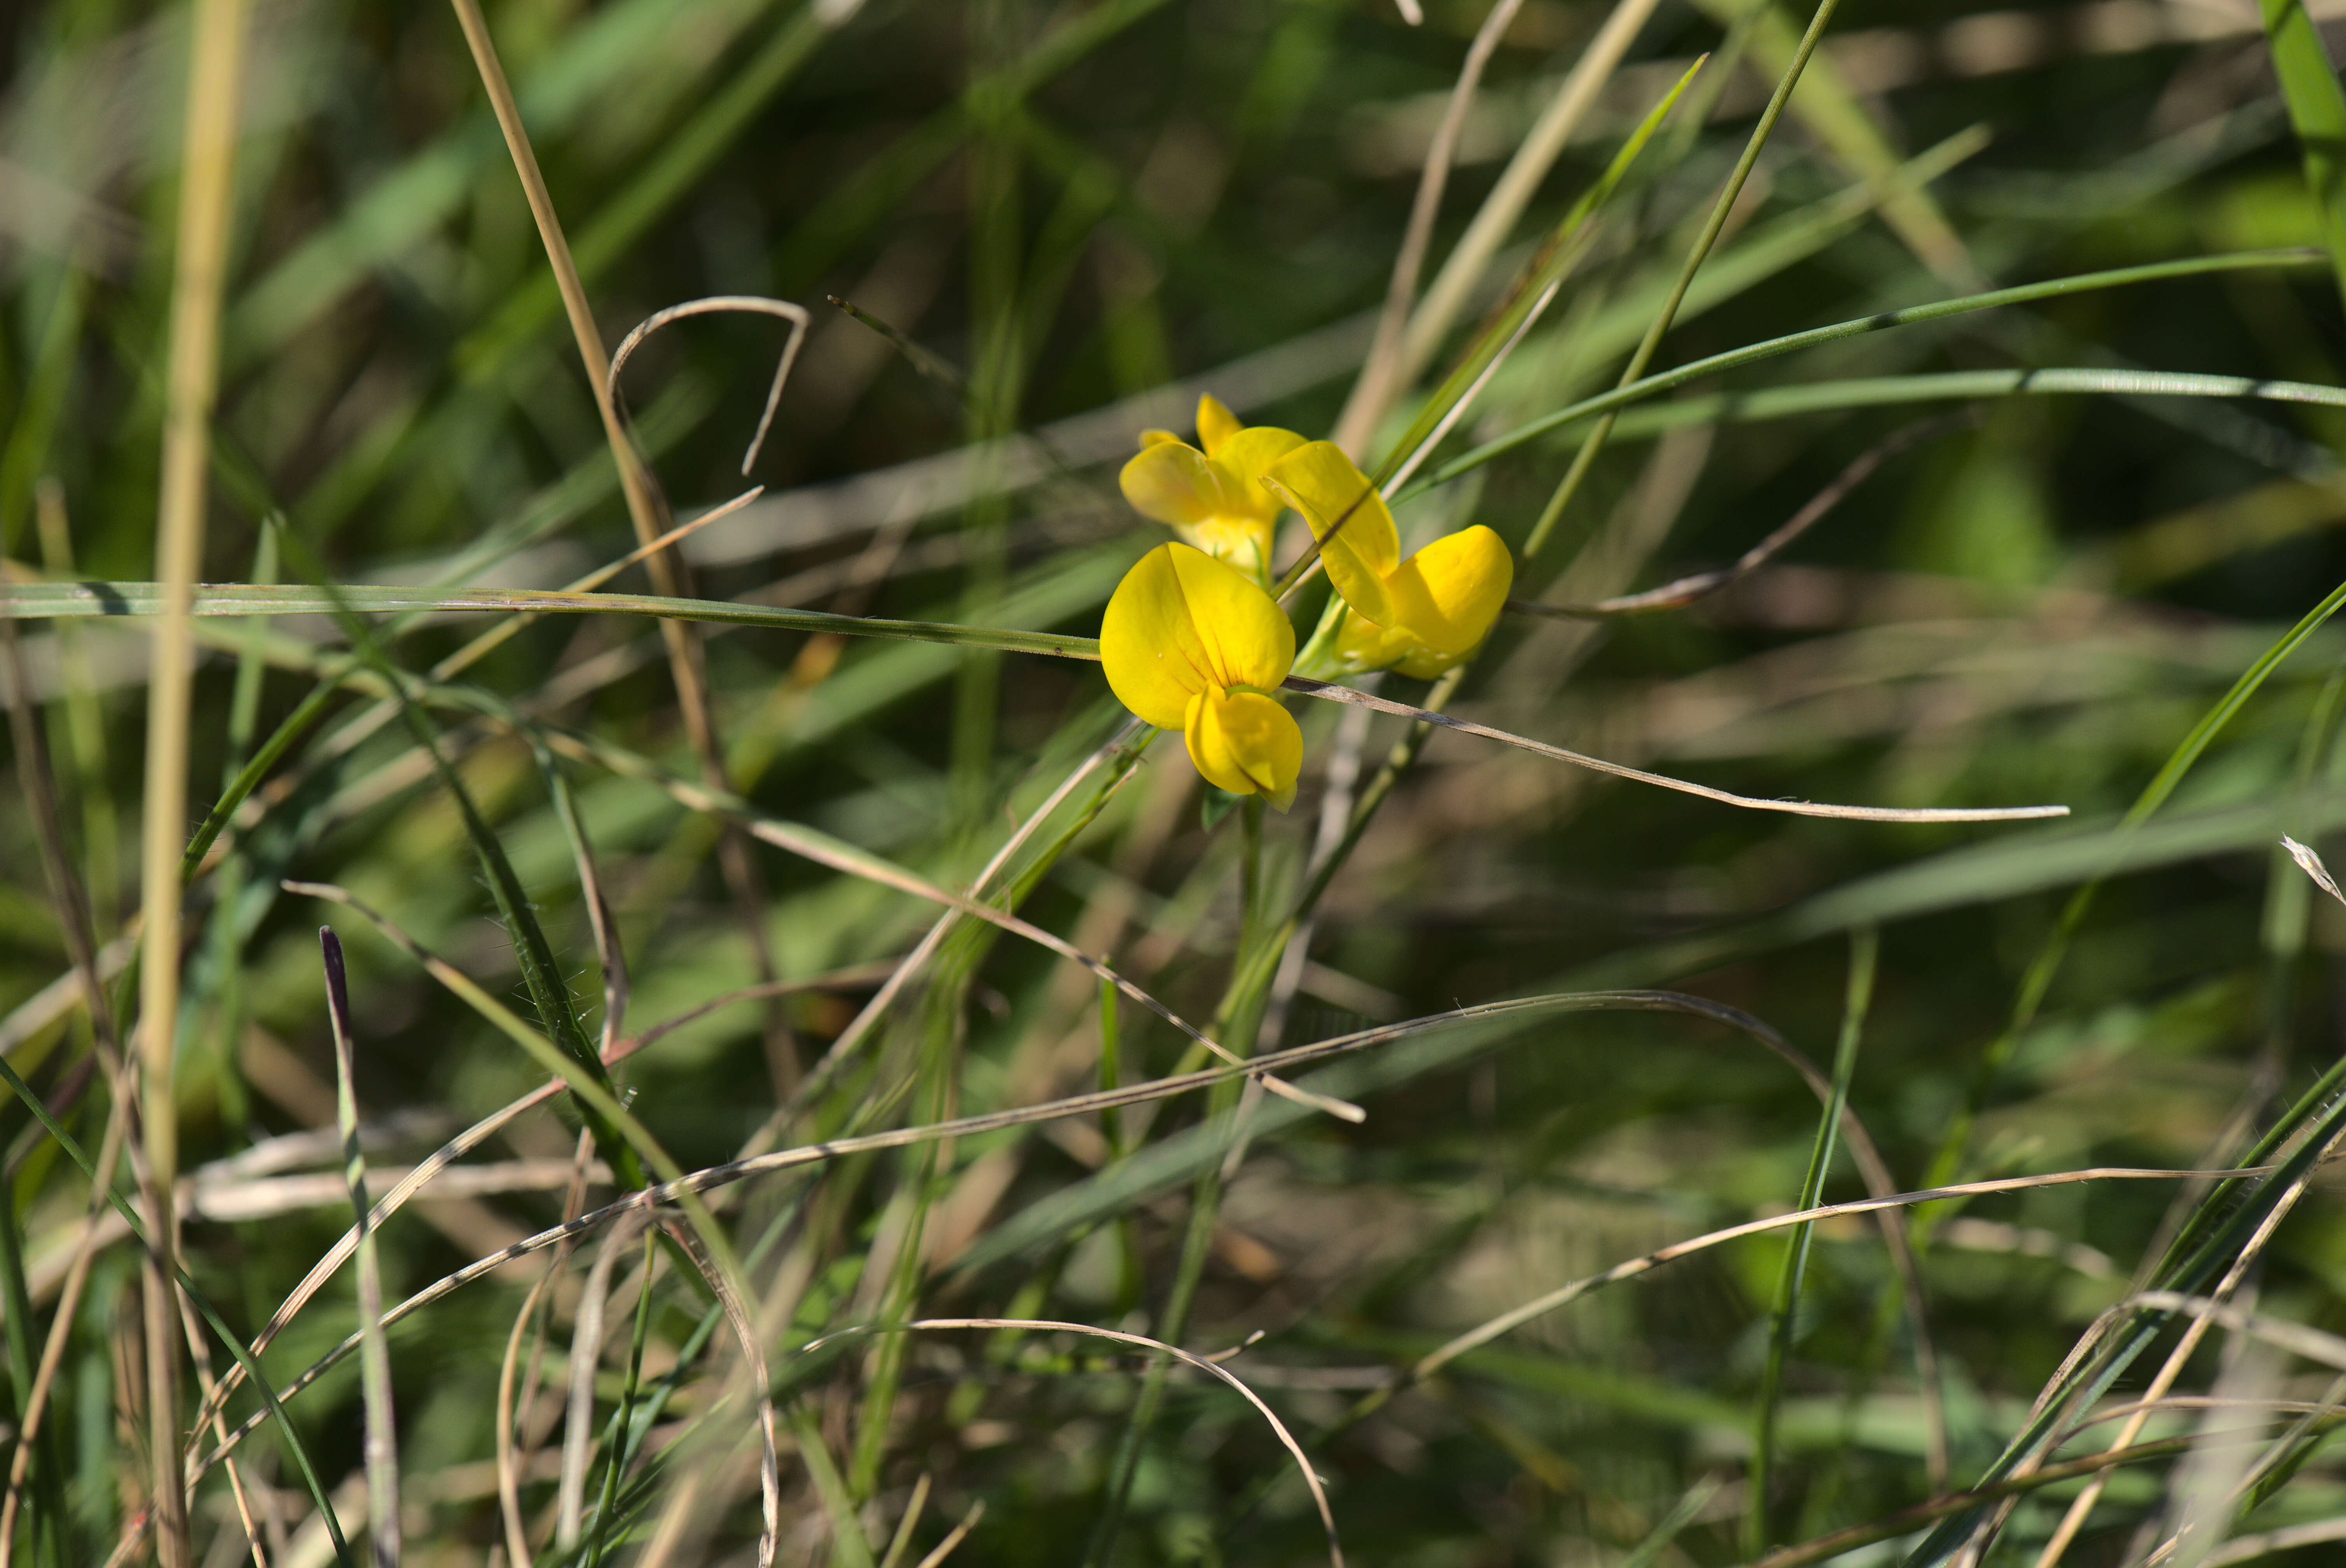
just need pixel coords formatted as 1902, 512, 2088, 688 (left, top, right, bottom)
1402, 0, 1667, 383
141, 0, 252, 1554
1335, 0, 1529, 452
442, 0, 785, 1091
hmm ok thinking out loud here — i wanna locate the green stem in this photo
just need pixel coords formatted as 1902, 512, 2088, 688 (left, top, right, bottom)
1746, 928, 1876, 1554
1521, 0, 1848, 562
584, 1228, 658, 1567
1087, 797, 1278, 1567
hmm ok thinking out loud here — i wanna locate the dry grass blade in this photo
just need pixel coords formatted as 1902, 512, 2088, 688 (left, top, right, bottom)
1522, 0, 1849, 560
807, 1320, 1338, 1568
320, 930, 400, 1567
1518, 412, 1976, 618
1281, 677, 2069, 821
877, 1475, 932, 1568
1335, 0, 1530, 451
2021, 1123, 2346, 1568
185, 959, 895, 1438
1402, 0, 1667, 381
556, 1220, 634, 1551
2201, 1516, 2346, 1565
1402, 1167, 2270, 1389
608, 296, 810, 476
495, 1269, 552, 1568
663, 1219, 781, 1568
441, 0, 788, 1118
2281, 834, 2346, 906
141, 0, 254, 1554
1742, 1428, 2292, 1568
909, 1501, 986, 1568
544, 728, 1366, 1120
759, 722, 1152, 1148
184, 1001, 2253, 1483
2108, 1293, 2346, 1374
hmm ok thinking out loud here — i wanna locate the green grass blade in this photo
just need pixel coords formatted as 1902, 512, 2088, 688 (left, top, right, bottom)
1521, 0, 1852, 562
2258, 0, 2346, 310
1916, 569, 2346, 1213
1747, 928, 1875, 1554
1409, 250, 2328, 498
0, 581, 1111, 662
1367, 54, 1704, 489
319, 929, 400, 1568
0, 1052, 356, 1568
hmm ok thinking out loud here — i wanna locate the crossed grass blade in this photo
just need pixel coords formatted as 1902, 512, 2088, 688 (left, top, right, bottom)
1365, 51, 1707, 493
1408, 249, 2331, 499
183, 989, 1914, 1478
0, 578, 2071, 823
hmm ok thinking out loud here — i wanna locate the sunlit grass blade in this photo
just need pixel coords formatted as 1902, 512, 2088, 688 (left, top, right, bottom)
1369, 53, 1704, 489
1520, 0, 1851, 561
1409, 250, 2328, 498
0, 581, 1111, 660
1281, 676, 2066, 821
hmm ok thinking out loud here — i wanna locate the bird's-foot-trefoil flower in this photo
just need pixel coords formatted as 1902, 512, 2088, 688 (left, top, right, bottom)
1262, 441, 1513, 679
1119, 394, 1307, 584
1101, 541, 1303, 810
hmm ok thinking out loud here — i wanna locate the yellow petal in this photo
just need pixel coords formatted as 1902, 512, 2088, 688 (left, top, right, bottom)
1101, 545, 1212, 728
1138, 428, 1180, 448
1164, 541, 1295, 693
1262, 441, 1401, 630
1196, 394, 1243, 457
1184, 687, 1303, 810
1120, 440, 1247, 530
1383, 525, 1514, 669
1209, 425, 1308, 525
1334, 609, 1419, 676
1099, 543, 1296, 730
1174, 516, 1276, 582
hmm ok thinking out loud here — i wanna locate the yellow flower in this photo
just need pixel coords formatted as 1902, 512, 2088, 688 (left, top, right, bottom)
1100, 542, 1303, 810
1119, 394, 1308, 583
1262, 441, 1514, 679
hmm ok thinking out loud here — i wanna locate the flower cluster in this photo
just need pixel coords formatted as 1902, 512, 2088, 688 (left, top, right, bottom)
1099, 396, 1514, 810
